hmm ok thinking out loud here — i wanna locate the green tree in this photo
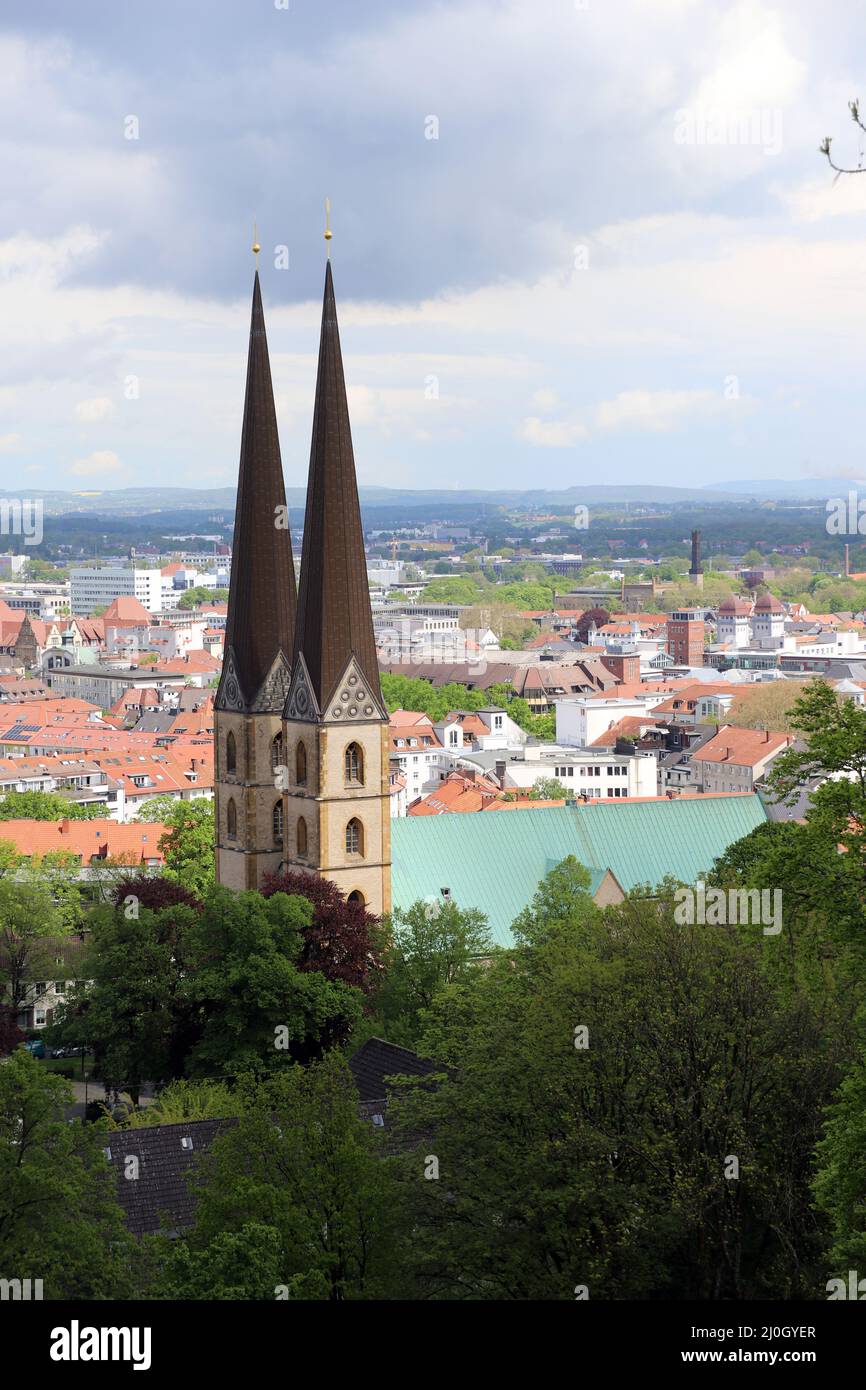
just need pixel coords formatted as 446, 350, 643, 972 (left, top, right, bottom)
814, 1047, 866, 1275
727, 681, 807, 733
143, 1054, 403, 1300
0, 1050, 133, 1298
374, 899, 494, 1046
139, 1223, 286, 1301
177, 586, 228, 610
765, 680, 866, 922
49, 896, 200, 1103
0, 839, 22, 877
117, 1078, 237, 1129
529, 776, 567, 800
391, 878, 839, 1299
23, 557, 69, 583
0, 790, 105, 820
51, 887, 363, 1095
0, 876, 66, 1013
511, 855, 599, 947
137, 797, 215, 899
182, 888, 363, 1077
418, 577, 486, 606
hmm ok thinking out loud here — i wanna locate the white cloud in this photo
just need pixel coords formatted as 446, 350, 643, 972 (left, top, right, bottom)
522, 387, 749, 448
595, 389, 732, 433
776, 175, 866, 223
690, 3, 806, 112
0, 433, 21, 453
74, 396, 114, 422
70, 449, 121, 477
521, 417, 590, 448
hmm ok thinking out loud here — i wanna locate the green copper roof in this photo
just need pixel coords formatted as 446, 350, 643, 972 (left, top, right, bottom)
391, 795, 767, 946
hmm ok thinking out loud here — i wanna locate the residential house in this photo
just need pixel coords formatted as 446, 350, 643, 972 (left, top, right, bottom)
688, 726, 794, 794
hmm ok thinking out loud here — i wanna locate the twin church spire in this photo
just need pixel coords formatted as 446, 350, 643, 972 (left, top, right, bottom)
217, 227, 378, 717
214, 221, 391, 911
215, 271, 297, 714
291, 259, 383, 714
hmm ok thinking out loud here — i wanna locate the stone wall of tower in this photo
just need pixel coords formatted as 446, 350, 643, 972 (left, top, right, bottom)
281, 715, 391, 914
215, 710, 286, 891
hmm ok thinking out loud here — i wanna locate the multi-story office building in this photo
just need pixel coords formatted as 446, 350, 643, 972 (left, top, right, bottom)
70, 567, 163, 616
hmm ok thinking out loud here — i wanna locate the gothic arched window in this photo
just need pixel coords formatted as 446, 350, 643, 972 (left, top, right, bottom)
347, 889, 365, 906
271, 731, 283, 773
272, 799, 284, 845
345, 817, 364, 856
344, 741, 364, 786
226, 730, 236, 775
226, 797, 237, 840
296, 816, 308, 857
296, 740, 307, 786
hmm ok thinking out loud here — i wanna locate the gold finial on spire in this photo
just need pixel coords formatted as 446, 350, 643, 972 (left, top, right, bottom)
252, 219, 260, 269
324, 197, 332, 258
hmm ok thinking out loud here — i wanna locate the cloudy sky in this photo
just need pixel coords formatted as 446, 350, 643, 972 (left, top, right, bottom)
2, 0, 865, 494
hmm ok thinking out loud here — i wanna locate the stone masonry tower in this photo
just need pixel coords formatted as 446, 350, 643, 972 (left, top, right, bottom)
214, 266, 298, 889
281, 258, 391, 913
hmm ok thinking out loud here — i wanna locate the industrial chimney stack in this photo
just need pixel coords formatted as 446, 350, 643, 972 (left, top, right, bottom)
689, 528, 704, 590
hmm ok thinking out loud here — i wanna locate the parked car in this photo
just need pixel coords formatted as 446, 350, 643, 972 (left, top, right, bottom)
23, 1039, 46, 1058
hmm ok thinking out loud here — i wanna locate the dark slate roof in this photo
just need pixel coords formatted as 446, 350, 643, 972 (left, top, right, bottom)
132, 712, 176, 733
292, 262, 382, 710
108, 1040, 436, 1236
348, 1036, 439, 1104
216, 271, 297, 712
104, 1119, 228, 1238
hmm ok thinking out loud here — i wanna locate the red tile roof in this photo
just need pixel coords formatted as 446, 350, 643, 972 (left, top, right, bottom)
694, 726, 793, 768
0, 819, 169, 862
102, 596, 152, 625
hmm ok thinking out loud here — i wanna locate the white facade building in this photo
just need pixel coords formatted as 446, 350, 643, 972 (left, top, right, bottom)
490, 746, 659, 799
556, 694, 672, 749
70, 567, 163, 616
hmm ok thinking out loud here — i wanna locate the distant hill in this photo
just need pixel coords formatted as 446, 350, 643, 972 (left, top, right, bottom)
703, 478, 866, 501
0, 482, 748, 516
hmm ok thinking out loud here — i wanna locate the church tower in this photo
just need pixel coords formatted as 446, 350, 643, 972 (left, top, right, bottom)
214, 263, 298, 890
282, 256, 391, 913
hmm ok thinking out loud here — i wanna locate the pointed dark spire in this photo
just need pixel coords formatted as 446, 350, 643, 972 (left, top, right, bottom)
292, 261, 381, 710
216, 271, 297, 712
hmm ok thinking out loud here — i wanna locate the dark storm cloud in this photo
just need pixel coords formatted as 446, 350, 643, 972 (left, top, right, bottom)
1, 0, 706, 303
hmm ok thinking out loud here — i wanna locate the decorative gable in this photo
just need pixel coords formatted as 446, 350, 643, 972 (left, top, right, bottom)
283, 652, 321, 723
249, 650, 292, 714
321, 654, 388, 724
214, 646, 247, 713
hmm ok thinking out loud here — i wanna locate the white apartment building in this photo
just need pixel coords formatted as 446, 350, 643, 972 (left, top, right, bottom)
0, 582, 71, 618
0, 553, 28, 576
487, 746, 659, 799
556, 694, 673, 749
390, 724, 447, 801
70, 567, 163, 616
436, 707, 527, 752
